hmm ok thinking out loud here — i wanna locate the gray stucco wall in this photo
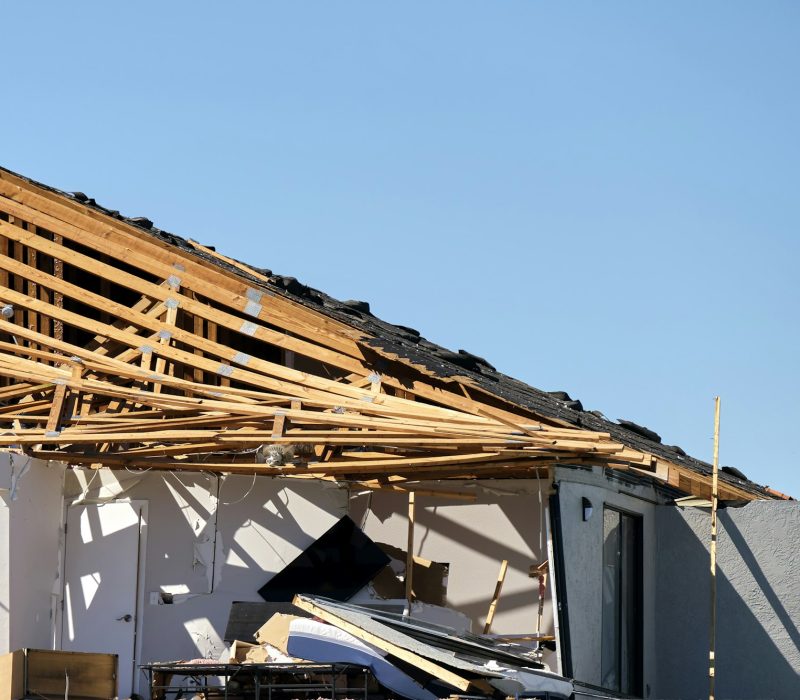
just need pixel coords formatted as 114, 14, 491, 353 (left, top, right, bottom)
655, 500, 800, 700
555, 467, 662, 696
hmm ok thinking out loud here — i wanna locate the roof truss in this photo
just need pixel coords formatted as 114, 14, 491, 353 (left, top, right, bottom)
0, 169, 764, 501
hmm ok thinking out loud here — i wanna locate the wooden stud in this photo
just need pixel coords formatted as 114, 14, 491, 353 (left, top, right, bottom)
406, 490, 416, 612
483, 559, 508, 634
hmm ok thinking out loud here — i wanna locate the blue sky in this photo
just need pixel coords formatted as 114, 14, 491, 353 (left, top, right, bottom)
3, 2, 799, 496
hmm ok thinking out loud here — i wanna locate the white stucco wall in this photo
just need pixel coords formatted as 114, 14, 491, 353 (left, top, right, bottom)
62, 468, 348, 671
0, 481, 9, 653
349, 479, 553, 637
0, 454, 66, 654
554, 466, 660, 695
8, 456, 66, 650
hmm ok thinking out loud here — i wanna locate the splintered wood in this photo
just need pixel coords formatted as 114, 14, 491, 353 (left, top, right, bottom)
0, 168, 763, 500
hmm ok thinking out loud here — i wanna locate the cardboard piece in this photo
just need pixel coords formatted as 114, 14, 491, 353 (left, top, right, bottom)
255, 613, 304, 654
373, 543, 448, 605
244, 646, 270, 663
228, 639, 257, 664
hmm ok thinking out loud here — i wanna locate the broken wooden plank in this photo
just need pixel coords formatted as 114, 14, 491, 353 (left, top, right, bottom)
483, 559, 508, 634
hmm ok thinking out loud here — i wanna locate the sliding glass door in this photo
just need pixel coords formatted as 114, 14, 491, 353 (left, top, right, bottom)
601, 506, 643, 695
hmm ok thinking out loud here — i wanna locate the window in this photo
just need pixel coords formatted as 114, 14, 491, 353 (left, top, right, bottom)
601, 507, 643, 695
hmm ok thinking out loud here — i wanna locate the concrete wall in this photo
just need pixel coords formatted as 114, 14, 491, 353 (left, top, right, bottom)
554, 467, 661, 695
349, 479, 553, 636
0, 455, 66, 654
654, 500, 800, 700
62, 469, 348, 673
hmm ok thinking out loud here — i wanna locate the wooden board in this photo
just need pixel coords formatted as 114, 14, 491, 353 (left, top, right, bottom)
0, 651, 24, 700
293, 595, 475, 692
0, 649, 116, 700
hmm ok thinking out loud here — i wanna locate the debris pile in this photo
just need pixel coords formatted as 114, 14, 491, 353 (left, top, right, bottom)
146, 597, 572, 700
143, 516, 572, 700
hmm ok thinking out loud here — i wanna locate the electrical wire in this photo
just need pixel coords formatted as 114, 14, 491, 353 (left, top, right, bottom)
219, 473, 258, 505
77, 466, 100, 500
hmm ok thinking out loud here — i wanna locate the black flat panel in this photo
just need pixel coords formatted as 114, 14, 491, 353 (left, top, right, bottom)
257, 516, 390, 602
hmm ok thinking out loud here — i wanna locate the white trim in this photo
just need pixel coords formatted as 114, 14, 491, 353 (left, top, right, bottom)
545, 502, 563, 676
132, 501, 148, 696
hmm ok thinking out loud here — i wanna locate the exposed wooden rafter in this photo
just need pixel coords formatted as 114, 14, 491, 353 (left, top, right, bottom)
0, 169, 770, 502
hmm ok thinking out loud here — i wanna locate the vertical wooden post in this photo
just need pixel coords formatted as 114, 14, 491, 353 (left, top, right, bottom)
405, 491, 415, 615
483, 559, 509, 634
709, 396, 721, 700
533, 560, 549, 636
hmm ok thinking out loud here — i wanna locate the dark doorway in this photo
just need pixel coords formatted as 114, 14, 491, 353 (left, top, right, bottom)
601, 507, 643, 695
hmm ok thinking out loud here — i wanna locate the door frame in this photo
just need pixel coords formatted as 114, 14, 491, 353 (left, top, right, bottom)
59, 499, 149, 697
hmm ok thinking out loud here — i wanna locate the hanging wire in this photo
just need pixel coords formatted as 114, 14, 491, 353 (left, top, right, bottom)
125, 465, 152, 473
77, 466, 100, 500
219, 473, 258, 506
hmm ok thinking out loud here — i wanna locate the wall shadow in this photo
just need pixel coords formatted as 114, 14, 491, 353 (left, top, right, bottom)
351, 486, 548, 629
654, 505, 800, 700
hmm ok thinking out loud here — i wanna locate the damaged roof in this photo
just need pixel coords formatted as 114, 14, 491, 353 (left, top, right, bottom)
0, 164, 784, 501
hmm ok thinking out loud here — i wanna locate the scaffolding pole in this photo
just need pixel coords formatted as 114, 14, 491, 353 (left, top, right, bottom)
709, 396, 721, 700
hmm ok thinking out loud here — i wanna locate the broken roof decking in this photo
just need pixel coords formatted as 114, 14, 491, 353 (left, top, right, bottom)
0, 165, 776, 502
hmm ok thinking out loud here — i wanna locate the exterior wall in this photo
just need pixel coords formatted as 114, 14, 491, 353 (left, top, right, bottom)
554, 466, 661, 696
349, 480, 553, 636
61, 469, 348, 672
0, 474, 9, 653
8, 457, 66, 650
0, 455, 66, 654
654, 500, 800, 700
